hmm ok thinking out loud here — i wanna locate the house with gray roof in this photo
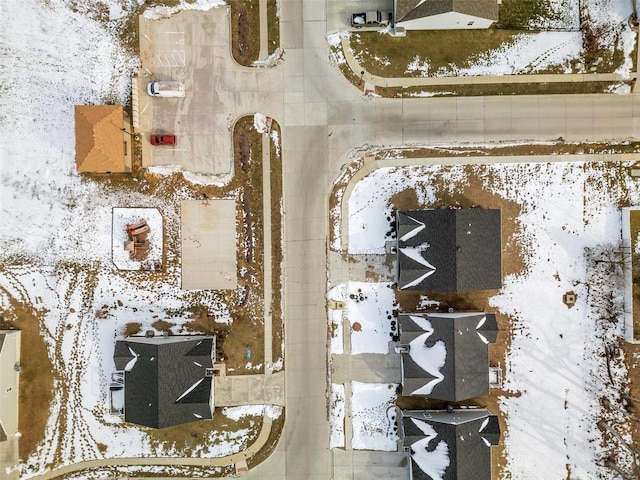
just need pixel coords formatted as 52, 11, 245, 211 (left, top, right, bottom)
399, 312, 497, 401
402, 408, 500, 480
395, 0, 498, 30
396, 209, 502, 292
113, 335, 215, 428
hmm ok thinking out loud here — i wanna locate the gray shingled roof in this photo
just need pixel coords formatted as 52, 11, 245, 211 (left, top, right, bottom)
114, 336, 215, 428
400, 313, 497, 401
402, 409, 500, 480
396, 209, 502, 292
396, 0, 498, 24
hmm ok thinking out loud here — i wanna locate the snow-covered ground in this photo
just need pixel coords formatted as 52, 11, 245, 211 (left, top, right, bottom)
350, 381, 399, 451
0, 0, 276, 477
345, 282, 396, 354
328, 282, 398, 354
343, 161, 637, 477
112, 207, 163, 270
329, 384, 346, 449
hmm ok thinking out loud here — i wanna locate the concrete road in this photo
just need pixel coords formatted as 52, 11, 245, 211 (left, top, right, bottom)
275, 1, 640, 479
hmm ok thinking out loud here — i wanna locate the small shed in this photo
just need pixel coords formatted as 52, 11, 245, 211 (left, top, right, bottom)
75, 105, 132, 173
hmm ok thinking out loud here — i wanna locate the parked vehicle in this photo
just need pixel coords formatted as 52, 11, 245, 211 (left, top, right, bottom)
351, 11, 392, 28
146, 81, 185, 97
150, 134, 177, 146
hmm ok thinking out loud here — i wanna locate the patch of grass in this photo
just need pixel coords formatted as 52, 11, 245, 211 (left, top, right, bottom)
351, 30, 526, 78
497, 0, 558, 30
380, 142, 640, 160
267, 0, 280, 55
151, 319, 174, 332
0, 288, 54, 461
247, 409, 285, 469
228, 0, 261, 66
123, 322, 142, 336
146, 408, 262, 454
378, 80, 617, 97
270, 120, 284, 366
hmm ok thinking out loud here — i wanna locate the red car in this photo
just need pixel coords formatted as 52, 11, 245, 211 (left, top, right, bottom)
150, 134, 176, 146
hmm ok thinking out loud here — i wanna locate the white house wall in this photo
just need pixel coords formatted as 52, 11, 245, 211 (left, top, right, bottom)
0, 331, 20, 439
397, 11, 494, 30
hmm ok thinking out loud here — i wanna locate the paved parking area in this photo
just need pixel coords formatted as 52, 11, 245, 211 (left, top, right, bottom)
137, 9, 235, 175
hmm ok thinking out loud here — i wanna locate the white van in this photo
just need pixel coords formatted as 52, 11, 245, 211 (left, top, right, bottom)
146, 81, 185, 97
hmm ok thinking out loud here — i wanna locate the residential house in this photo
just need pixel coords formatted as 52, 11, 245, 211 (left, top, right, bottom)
399, 312, 497, 401
394, 0, 499, 30
396, 209, 502, 292
0, 330, 20, 442
113, 335, 215, 428
74, 105, 132, 173
402, 408, 500, 480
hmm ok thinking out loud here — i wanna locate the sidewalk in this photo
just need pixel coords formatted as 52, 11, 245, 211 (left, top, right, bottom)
339, 36, 634, 89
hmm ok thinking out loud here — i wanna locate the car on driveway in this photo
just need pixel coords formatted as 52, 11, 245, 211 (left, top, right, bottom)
146, 81, 185, 97
351, 11, 392, 28
150, 134, 176, 146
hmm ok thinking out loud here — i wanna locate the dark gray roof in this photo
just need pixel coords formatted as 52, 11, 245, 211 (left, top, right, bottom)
396, 209, 502, 292
402, 409, 500, 480
400, 313, 497, 401
114, 336, 215, 428
396, 0, 498, 24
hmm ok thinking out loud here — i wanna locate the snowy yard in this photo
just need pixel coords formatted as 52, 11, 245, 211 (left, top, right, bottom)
350, 381, 399, 451
341, 160, 639, 477
334, 0, 635, 79
0, 0, 271, 477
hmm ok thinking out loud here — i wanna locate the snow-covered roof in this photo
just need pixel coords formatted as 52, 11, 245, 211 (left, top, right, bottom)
396, 209, 502, 292
402, 409, 500, 480
400, 312, 498, 401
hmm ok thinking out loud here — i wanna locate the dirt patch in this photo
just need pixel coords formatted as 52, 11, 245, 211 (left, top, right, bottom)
238, 134, 251, 173
228, 1, 260, 66
0, 287, 54, 461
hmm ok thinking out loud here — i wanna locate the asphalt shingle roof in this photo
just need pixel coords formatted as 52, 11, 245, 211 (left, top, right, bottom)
114, 336, 215, 428
403, 409, 500, 480
396, 0, 498, 24
75, 105, 129, 173
396, 209, 502, 292
400, 312, 497, 401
